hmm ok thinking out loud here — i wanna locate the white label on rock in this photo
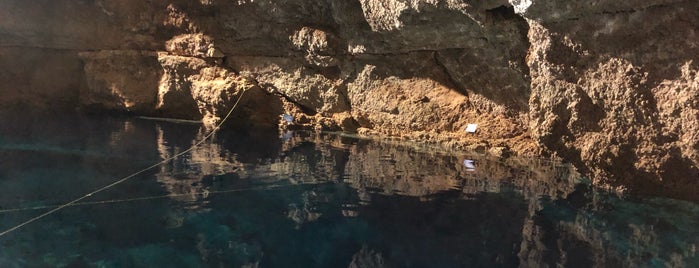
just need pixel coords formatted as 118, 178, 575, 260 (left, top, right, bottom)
465, 124, 478, 133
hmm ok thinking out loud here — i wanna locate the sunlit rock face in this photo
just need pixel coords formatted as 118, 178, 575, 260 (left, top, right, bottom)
520, 0, 699, 199
0, 0, 698, 200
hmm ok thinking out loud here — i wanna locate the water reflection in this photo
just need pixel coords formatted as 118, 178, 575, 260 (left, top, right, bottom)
0, 114, 696, 267
150, 122, 697, 267
155, 125, 243, 207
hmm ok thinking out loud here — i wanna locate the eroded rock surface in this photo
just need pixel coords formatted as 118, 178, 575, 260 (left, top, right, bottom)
522, 0, 699, 199
0, 0, 697, 199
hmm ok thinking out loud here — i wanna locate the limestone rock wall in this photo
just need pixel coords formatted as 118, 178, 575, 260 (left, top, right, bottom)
0, 0, 697, 199
520, 0, 699, 199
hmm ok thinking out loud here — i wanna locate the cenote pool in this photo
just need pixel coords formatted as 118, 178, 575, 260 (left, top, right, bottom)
0, 114, 696, 267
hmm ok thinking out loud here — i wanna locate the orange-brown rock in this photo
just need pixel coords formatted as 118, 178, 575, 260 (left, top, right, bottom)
0, 0, 697, 200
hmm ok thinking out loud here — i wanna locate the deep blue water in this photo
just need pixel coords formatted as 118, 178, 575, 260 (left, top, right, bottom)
0, 114, 696, 267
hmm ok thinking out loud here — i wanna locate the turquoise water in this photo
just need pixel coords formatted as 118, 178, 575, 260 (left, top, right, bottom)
0, 114, 696, 267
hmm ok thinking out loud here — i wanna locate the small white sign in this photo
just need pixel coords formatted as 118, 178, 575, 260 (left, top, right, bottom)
465, 124, 478, 133
463, 160, 475, 171
282, 114, 294, 123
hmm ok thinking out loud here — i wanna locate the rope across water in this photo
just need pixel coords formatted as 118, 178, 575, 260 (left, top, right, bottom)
0, 87, 248, 238
0, 182, 323, 214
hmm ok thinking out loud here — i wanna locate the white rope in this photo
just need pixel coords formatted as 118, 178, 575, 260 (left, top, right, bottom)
0, 88, 248, 238
0, 181, 324, 214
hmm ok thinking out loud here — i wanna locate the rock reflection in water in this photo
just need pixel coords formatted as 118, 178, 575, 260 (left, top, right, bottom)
155, 124, 243, 208
1, 115, 697, 267
521, 189, 699, 267
149, 123, 698, 267
154, 125, 578, 205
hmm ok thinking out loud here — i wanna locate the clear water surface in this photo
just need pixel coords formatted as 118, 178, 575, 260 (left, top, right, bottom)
0, 114, 696, 267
